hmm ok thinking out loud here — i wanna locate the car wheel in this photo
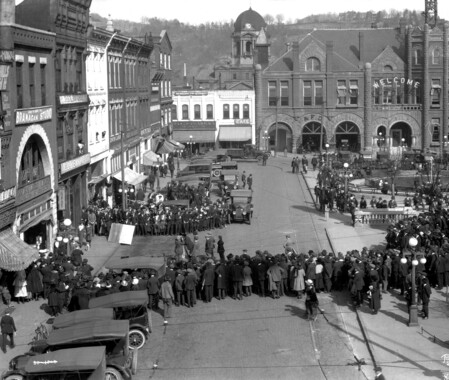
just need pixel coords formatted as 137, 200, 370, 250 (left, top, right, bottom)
129, 329, 146, 350
4, 375, 24, 380
105, 367, 123, 380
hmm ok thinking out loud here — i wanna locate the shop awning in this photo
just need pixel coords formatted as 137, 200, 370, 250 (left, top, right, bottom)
142, 150, 162, 166
219, 126, 252, 142
88, 174, 108, 186
112, 167, 147, 186
0, 228, 39, 271
156, 140, 177, 154
168, 140, 185, 150
172, 130, 216, 143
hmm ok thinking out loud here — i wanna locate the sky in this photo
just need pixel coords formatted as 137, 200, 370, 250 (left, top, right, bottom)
86, 0, 449, 25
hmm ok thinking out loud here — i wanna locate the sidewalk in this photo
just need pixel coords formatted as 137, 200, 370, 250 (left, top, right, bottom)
297, 160, 449, 380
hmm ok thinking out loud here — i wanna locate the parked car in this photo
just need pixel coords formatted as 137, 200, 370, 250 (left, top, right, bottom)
9, 320, 136, 380
89, 291, 152, 350
217, 170, 240, 196
229, 189, 253, 224
2, 346, 116, 380
53, 307, 114, 329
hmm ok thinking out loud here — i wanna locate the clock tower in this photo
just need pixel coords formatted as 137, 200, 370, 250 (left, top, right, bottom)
231, 7, 270, 68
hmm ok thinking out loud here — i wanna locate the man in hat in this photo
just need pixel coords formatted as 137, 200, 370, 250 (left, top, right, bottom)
1, 310, 17, 353
160, 275, 175, 322
305, 279, 318, 320
205, 233, 215, 259
419, 272, 431, 319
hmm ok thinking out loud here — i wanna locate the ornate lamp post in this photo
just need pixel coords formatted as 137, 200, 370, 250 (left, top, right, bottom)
325, 143, 330, 167
343, 162, 353, 197
402, 236, 422, 326
263, 130, 269, 151
378, 132, 385, 151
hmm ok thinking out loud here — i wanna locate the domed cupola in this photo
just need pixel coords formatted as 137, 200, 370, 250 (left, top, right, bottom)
234, 7, 267, 33
232, 8, 269, 67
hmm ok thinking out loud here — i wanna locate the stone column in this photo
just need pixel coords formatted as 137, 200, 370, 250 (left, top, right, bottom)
364, 63, 373, 149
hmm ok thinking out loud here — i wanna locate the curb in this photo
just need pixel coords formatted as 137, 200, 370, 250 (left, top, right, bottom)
354, 308, 379, 379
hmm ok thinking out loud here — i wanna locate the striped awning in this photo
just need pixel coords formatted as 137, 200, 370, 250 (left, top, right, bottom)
0, 228, 39, 271
219, 126, 252, 142
156, 140, 177, 154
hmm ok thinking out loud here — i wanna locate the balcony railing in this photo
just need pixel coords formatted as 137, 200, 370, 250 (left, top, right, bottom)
0, 186, 16, 203
354, 208, 420, 226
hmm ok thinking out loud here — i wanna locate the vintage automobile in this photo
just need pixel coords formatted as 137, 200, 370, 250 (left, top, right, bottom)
229, 189, 253, 224
2, 346, 118, 380
217, 170, 239, 196
177, 160, 212, 178
89, 290, 151, 350
10, 320, 136, 380
53, 308, 113, 329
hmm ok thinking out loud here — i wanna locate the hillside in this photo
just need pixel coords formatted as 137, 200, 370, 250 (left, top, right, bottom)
90, 9, 426, 86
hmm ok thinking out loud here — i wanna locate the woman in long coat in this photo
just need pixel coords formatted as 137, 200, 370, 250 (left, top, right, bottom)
13, 270, 28, 303
27, 264, 43, 301
242, 261, 253, 296
291, 263, 306, 298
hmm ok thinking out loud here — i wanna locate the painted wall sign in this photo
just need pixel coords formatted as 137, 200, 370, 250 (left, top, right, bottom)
15, 106, 52, 125
373, 77, 420, 89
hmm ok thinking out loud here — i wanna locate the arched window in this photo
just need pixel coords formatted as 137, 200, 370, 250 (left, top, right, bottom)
233, 104, 239, 119
414, 49, 422, 65
243, 104, 250, 119
182, 105, 188, 120
432, 120, 440, 143
223, 104, 229, 119
305, 57, 320, 72
245, 41, 252, 55
19, 137, 44, 186
432, 48, 441, 65
383, 65, 393, 71
194, 104, 201, 119
206, 104, 213, 119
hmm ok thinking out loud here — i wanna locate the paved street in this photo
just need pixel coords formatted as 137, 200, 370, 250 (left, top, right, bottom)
2, 156, 449, 380
132, 157, 363, 380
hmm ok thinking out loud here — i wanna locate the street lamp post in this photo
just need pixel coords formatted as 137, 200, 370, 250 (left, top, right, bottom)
263, 130, 269, 151
403, 237, 422, 326
325, 143, 329, 167
274, 97, 279, 157
343, 162, 353, 197
378, 132, 384, 151
188, 135, 194, 157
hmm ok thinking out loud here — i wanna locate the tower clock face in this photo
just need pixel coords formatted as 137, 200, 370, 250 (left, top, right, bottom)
245, 23, 252, 29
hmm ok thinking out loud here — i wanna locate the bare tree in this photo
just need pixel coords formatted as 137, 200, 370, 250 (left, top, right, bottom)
264, 14, 275, 25
276, 14, 285, 25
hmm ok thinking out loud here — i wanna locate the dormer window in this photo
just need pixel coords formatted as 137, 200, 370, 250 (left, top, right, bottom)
305, 57, 320, 72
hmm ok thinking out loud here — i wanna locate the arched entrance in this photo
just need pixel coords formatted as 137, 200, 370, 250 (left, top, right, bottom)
302, 122, 326, 152
268, 122, 293, 153
335, 122, 360, 152
390, 122, 412, 148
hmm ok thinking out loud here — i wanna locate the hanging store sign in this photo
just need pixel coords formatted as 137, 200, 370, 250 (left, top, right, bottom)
60, 153, 91, 175
373, 77, 420, 89
59, 94, 89, 105
15, 106, 52, 125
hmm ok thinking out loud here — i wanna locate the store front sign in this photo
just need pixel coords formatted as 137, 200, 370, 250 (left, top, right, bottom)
373, 77, 420, 89
16, 176, 51, 205
234, 119, 251, 125
15, 106, 52, 125
59, 94, 89, 105
60, 153, 91, 175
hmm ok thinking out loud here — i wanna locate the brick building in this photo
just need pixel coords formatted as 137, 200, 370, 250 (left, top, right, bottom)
0, 0, 58, 267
